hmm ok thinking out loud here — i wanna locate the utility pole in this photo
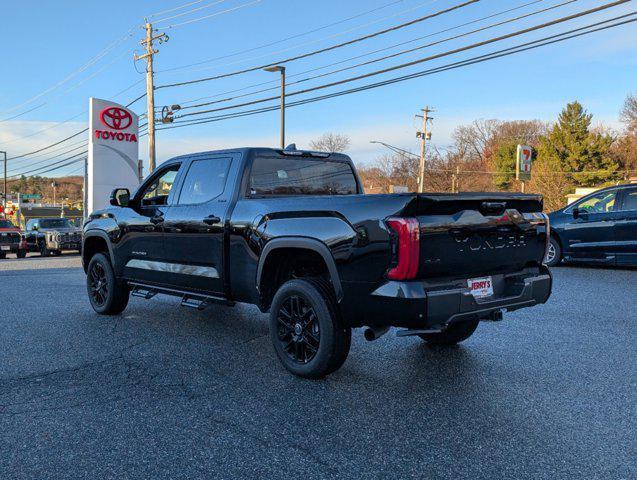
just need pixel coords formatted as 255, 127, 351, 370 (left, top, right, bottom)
415, 107, 434, 193
134, 22, 168, 173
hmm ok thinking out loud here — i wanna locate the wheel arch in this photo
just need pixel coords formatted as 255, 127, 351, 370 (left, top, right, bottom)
256, 237, 343, 309
82, 230, 115, 272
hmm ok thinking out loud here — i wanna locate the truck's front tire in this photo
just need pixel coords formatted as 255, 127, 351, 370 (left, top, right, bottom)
86, 253, 129, 315
419, 319, 479, 346
269, 278, 351, 379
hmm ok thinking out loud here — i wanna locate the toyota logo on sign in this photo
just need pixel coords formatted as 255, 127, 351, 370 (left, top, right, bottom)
100, 107, 132, 130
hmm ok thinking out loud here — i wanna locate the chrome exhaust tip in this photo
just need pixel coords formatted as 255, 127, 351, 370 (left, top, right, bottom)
363, 326, 390, 341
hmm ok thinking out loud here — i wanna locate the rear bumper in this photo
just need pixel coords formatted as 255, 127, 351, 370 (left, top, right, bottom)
343, 265, 552, 329
0, 243, 22, 253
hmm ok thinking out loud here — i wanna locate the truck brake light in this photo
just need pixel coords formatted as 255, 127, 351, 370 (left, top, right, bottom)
386, 217, 420, 280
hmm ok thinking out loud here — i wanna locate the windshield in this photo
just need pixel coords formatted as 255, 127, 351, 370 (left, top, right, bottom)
0, 220, 15, 228
40, 219, 73, 229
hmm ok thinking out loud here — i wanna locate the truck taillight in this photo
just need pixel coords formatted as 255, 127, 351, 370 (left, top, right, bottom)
543, 213, 551, 264
386, 217, 420, 280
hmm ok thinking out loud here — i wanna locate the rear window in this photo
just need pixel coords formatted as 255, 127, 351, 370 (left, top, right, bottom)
249, 156, 358, 196
0, 220, 15, 228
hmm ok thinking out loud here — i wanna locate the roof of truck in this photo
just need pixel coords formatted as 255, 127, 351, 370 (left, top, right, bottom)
162, 147, 352, 165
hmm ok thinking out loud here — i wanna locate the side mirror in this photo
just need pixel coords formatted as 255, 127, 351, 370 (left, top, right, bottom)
572, 207, 580, 219
110, 188, 131, 207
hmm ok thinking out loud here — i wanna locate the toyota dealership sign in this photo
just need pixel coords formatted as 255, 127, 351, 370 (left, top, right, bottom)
88, 98, 140, 214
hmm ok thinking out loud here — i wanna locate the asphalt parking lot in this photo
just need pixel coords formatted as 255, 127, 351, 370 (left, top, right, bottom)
0, 255, 635, 480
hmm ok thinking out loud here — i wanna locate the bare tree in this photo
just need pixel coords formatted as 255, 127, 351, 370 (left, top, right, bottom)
620, 93, 637, 134
309, 133, 351, 152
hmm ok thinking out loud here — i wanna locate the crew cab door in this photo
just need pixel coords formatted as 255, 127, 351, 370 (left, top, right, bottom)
120, 163, 182, 285
161, 154, 236, 294
561, 189, 619, 263
614, 187, 637, 266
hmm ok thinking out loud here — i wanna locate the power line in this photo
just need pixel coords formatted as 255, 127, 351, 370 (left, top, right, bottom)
157, 0, 428, 74
6, 129, 89, 161
0, 28, 136, 116
172, 1, 631, 121
177, 0, 573, 112
8, 151, 87, 179
156, 0, 481, 89
156, 12, 637, 131
161, 0, 263, 29
8, 143, 88, 174
22, 157, 86, 178
0, 103, 46, 124
153, 0, 229, 23
147, 0, 206, 19
173, 0, 548, 109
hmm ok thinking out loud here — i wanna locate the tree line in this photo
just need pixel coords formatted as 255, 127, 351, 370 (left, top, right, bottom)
336, 94, 636, 211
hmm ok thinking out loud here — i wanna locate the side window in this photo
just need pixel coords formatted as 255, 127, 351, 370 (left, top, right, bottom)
619, 189, 637, 211
576, 190, 617, 213
141, 165, 180, 206
177, 157, 231, 205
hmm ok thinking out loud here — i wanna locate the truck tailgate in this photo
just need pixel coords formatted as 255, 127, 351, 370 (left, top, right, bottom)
407, 193, 548, 279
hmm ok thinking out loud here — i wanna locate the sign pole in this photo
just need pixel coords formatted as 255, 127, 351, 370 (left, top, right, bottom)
516, 144, 533, 192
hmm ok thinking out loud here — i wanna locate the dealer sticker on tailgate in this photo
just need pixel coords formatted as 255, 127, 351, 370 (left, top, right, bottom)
468, 276, 493, 299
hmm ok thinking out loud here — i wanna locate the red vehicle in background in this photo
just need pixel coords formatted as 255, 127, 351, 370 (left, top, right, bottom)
0, 219, 27, 259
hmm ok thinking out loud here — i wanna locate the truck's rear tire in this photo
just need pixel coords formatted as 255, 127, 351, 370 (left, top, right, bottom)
86, 253, 129, 315
419, 319, 479, 346
269, 278, 351, 379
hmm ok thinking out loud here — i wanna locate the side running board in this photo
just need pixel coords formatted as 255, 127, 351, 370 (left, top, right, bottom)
128, 282, 234, 310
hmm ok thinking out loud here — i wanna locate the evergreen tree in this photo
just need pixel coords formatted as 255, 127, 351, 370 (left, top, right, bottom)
536, 101, 618, 186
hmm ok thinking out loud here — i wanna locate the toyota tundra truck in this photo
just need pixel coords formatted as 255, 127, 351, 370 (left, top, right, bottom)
82, 146, 552, 378
0, 219, 27, 259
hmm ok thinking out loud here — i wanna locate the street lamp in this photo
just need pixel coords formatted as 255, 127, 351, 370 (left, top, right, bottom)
263, 65, 286, 149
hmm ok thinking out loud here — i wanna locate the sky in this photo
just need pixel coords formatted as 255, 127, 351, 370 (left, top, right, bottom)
0, 0, 636, 177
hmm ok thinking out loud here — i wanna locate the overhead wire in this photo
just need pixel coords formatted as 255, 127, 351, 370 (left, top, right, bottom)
156, 0, 481, 88
147, 0, 206, 19
157, 0, 429, 73
172, 0, 548, 108
156, 11, 637, 131
177, 0, 573, 112
153, 0, 229, 23
161, 0, 263, 29
173, 1, 629, 121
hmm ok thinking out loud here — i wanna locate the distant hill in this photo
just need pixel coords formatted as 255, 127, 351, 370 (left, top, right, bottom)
7, 175, 83, 204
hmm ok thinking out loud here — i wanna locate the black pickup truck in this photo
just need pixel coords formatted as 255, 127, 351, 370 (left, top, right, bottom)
82, 146, 552, 378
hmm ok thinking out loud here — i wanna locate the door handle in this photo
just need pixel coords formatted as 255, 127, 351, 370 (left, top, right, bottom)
150, 213, 164, 225
203, 215, 221, 225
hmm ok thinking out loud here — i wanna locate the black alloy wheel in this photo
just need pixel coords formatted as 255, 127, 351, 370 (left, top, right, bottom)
276, 295, 321, 364
269, 278, 351, 379
88, 261, 109, 308
86, 253, 129, 315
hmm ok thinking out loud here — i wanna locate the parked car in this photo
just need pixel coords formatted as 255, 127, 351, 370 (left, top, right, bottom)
0, 219, 27, 259
546, 184, 637, 267
82, 146, 552, 378
24, 218, 82, 256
